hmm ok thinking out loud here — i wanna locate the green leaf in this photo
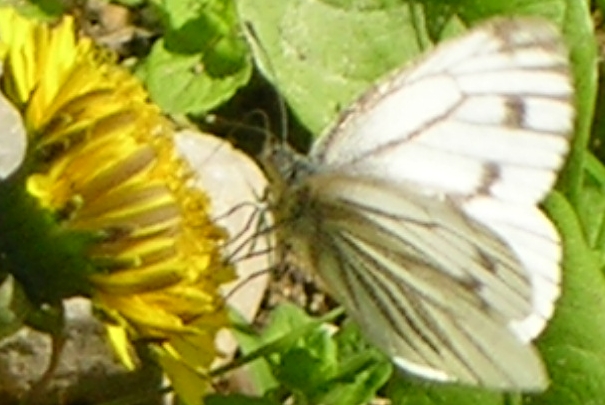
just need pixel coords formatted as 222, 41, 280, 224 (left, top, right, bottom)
140, 0, 251, 114
237, 0, 573, 137
228, 303, 324, 396
575, 154, 605, 250
530, 192, 605, 405
455, 0, 570, 22
386, 379, 505, 405
267, 307, 391, 405
237, 0, 442, 135
228, 304, 390, 405
315, 322, 392, 405
557, 0, 596, 202
277, 342, 337, 393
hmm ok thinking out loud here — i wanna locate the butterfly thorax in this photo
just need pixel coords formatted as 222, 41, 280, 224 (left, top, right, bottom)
258, 144, 326, 260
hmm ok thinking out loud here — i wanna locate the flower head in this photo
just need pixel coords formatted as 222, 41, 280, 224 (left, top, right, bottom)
0, 8, 234, 403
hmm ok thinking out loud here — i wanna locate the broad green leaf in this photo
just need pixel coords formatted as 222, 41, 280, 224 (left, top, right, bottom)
229, 304, 390, 405
237, 0, 572, 137
315, 359, 391, 405
557, 0, 596, 202
455, 0, 569, 22
576, 154, 605, 251
317, 322, 392, 405
386, 379, 505, 405
237, 0, 451, 135
229, 303, 319, 396
266, 306, 391, 405
141, 0, 251, 114
531, 192, 605, 405
276, 327, 338, 391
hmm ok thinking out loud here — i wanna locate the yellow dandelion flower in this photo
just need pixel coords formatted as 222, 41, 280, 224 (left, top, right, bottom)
0, 8, 234, 404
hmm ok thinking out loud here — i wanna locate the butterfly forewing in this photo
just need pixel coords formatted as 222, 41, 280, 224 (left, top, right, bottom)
311, 18, 572, 203
271, 17, 572, 390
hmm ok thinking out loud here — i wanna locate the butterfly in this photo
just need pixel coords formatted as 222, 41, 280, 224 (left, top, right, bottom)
259, 17, 574, 390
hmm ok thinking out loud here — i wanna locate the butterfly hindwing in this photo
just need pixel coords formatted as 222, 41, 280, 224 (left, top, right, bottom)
289, 174, 547, 389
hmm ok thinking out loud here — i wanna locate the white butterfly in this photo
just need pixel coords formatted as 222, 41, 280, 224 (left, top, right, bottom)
260, 17, 573, 390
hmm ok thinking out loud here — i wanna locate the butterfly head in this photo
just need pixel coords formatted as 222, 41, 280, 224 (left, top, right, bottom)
257, 141, 315, 194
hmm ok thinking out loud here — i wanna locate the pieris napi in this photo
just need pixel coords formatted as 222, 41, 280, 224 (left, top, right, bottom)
259, 17, 573, 390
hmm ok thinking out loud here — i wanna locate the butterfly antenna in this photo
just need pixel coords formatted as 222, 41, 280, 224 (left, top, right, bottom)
241, 21, 290, 148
